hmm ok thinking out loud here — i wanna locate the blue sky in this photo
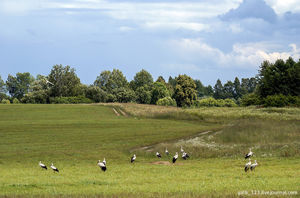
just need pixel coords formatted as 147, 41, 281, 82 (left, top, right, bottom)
1, 0, 300, 85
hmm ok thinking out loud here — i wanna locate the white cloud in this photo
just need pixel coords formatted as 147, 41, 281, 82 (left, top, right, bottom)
143, 22, 209, 32
265, 0, 300, 14
170, 38, 300, 69
0, 0, 242, 32
119, 26, 134, 32
0, 0, 42, 15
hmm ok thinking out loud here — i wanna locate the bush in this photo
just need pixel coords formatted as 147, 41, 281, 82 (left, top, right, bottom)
1, 99, 10, 104
286, 95, 300, 107
21, 91, 49, 104
195, 97, 218, 107
12, 98, 20, 104
112, 88, 136, 103
0, 93, 9, 102
85, 86, 108, 103
156, 97, 177, 106
264, 94, 290, 107
50, 96, 93, 104
263, 94, 289, 107
224, 98, 238, 107
241, 93, 262, 106
195, 97, 237, 107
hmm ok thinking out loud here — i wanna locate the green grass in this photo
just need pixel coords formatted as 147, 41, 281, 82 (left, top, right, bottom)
0, 104, 299, 197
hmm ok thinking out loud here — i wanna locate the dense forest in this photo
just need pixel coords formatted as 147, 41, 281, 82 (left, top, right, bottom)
0, 57, 299, 107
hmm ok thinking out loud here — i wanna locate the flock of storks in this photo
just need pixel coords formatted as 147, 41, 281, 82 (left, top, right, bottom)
244, 148, 258, 172
38, 147, 258, 173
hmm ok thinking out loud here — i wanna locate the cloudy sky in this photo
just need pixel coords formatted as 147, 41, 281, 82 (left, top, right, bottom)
1, 0, 300, 85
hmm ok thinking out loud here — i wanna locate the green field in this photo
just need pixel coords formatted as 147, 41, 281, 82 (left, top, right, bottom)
0, 104, 299, 197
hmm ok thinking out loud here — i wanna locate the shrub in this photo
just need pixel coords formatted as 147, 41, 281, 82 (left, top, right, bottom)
241, 93, 262, 106
195, 97, 237, 107
224, 98, 238, 107
1, 99, 10, 104
0, 93, 9, 102
263, 94, 289, 107
287, 95, 300, 107
50, 96, 93, 104
216, 99, 225, 107
112, 88, 136, 103
195, 97, 218, 107
12, 98, 20, 104
85, 86, 108, 103
156, 97, 177, 106
21, 91, 49, 104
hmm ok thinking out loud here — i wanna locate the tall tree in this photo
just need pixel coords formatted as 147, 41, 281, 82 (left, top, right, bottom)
135, 86, 151, 104
130, 69, 153, 91
174, 74, 197, 107
94, 70, 111, 92
213, 79, 224, 99
6, 72, 34, 99
257, 58, 300, 97
48, 64, 81, 97
107, 69, 128, 92
194, 79, 205, 97
0, 75, 6, 94
156, 76, 166, 84
204, 85, 214, 96
223, 80, 235, 99
151, 82, 169, 104
233, 77, 242, 99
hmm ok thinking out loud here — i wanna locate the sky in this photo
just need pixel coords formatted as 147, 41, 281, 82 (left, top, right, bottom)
1, 0, 300, 85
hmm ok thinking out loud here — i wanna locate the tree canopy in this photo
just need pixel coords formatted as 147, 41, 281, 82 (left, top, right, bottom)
174, 74, 197, 107
48, 64, 81, 97
1, 57, 299, 107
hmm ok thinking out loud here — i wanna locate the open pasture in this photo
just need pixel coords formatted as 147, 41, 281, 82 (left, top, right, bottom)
0, 104, 299, 197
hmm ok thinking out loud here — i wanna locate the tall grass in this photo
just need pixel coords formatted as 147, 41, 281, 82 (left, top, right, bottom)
104, 103, 300, 122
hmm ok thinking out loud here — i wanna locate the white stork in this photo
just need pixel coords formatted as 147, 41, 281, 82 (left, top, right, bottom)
172, 152, 178, 163
165, 148, 169, 155
245, 148, 253, 159
50, 163, 59, 173
182, 152, 190, 160
97, 158, 107, 172
131, 154, 136, 163
156, 152, 162, 158
250, 160, 258, 171
244, 159, 251, 172
39, 161, 47, 170
180, 146, 184, 153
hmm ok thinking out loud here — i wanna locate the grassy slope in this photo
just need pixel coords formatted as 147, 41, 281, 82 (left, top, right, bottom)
0, 104, 299, 197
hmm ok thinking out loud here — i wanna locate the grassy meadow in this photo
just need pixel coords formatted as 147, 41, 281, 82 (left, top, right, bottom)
0, 104, 299, 197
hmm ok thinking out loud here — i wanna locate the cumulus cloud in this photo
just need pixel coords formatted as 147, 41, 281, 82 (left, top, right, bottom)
169, 38, 300, 69
265, 0, 300, 14
220, 0, 277, 23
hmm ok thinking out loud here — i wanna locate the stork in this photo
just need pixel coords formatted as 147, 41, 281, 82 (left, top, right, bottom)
156, 152, 162, 158
50, 163, 59, 173
97, 159, 107, 172
172, 152, 178, 163
245, 148, 253, 159
180, 146, 184, 153
39, 161, 47, 170
250, 160, 258, 171
182, 152, 190, 160
165, 148, 169, 155
244, 159, 251, 172
45, 80, 54, 86
131, 154, 136, 163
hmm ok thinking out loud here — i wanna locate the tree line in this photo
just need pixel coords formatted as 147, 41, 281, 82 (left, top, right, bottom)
0, 57, 299, 107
